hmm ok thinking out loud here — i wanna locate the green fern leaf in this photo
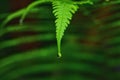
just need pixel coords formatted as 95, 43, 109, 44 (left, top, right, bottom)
1, 9, 25, 27
52, 0, 79, 57
20, 0, 51, 24
1, 8, 41, 28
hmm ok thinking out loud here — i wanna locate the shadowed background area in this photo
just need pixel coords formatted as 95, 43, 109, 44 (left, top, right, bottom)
0, 0, 120, 80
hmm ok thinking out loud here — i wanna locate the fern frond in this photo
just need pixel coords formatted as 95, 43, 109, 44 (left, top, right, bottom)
52, 0, 79, 57
1, 8, 41, 27
20, 0, 51, 24
1, 9, 25, 27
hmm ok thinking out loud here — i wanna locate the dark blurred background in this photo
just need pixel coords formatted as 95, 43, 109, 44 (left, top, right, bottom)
0, 0, 120, 80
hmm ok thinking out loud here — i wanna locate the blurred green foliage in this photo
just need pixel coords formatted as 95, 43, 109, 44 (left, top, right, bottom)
0, 0, 120, 80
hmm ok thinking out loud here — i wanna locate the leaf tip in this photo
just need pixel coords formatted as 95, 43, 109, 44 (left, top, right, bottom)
57, 52, 62, 58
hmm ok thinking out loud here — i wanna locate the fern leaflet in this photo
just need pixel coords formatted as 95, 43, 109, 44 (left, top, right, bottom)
20, 0, 51, 24
52, 0, 79, 58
